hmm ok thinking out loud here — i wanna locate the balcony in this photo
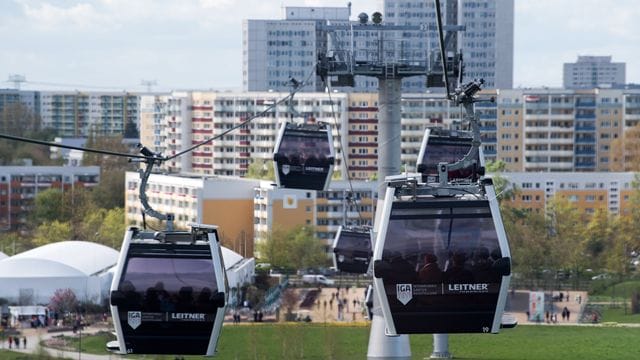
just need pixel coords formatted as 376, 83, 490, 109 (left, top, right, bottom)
575, 125, 596, 131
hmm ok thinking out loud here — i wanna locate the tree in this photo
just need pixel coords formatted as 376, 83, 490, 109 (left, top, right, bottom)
83, 135, 133, 209
91, 170, 126, 209
546, 196, 587, 284
49, 288, 79, 317
0, 103, 41, 137
0, 103, 57, 165
83, 134, 130, 170
503, 206, 551, 282
257, 225, 327, 271
32, 189, 69, 225
486, 160, 518, 204
0, 232, 31, 255
583, 208, 612, 271
246, 158, 275, 180
33, 221, 72, 246
99, 208, 126, 248
124, 119, 139, 139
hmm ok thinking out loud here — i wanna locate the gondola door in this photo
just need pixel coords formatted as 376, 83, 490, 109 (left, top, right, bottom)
109, 226, 227, 356
373, 185, 511, 335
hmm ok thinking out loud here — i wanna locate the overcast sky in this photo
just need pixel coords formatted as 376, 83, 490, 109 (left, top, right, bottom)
1, 0, 639, 92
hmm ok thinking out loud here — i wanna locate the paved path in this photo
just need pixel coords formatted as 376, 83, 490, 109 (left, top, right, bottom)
5, 325, 124, 360
506, 289, 588, 326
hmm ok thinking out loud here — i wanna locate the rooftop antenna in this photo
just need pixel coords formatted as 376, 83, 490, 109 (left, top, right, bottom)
140, 79, 157, 93
8, 74, 26, 90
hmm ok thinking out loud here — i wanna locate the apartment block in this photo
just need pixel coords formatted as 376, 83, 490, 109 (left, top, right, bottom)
243, 6, 350, 92
140, 91, 349, 178
0, 166, 100, 232
0, 89, 39, 115
503, 172, 637, 216
385, 0, 514, 90
37, 91, 139, 137
563, 56, 626, 89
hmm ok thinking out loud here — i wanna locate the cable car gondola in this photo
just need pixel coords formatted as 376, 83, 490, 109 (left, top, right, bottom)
332, 226, 373, 274
416, 128, 482, 184
273, 122, 335, 191
372, 180, 511, 335
109, 224, 227, 356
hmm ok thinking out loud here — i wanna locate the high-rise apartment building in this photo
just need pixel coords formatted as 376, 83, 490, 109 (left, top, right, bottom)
563, 56, 626, 89
243, 6, 351, 92
38, 91, 139, 137
140, 91, 349, 177
244, 1, 514, 93
384, 0, 514, 90
0, 90, 140, 138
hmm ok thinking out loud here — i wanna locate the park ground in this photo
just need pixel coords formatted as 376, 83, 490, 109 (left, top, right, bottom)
2, 286, 640, 359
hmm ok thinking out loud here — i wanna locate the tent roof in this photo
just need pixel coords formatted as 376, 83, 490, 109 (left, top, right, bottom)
0, 251, 7, 260
0, 241, 118, 278
221, 246, 243, 269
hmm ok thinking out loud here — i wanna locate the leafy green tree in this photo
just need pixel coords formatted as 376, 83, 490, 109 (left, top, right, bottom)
99, 208, 126, 248
583, 208, 612, 271
547, 196, 587, 280
0, 232, 31, 255
257, 225, 327, 271
246, 158, 275, 180
91, 170, 126, 209
503, 206, 550, 282
33, 220, 72, 246
32, 189, 69, 225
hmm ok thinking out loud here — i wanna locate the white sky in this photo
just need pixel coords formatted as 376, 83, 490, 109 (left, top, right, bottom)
1, 0, 639, 92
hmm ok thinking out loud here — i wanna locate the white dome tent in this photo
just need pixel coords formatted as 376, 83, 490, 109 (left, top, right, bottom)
221, 246, 255, 304
0, 241, 118, 305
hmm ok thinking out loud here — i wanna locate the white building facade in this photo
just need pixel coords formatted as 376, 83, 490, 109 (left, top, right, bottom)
563, 56, 626, 89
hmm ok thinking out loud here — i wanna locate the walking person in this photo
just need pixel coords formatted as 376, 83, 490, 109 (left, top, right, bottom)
23, 337, 27, 349
8, 335, 12, 349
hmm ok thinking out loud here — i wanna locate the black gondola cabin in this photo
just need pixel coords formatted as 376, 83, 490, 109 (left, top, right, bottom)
273, 122, 335, 191
109, 224, 227, 356
373, 184, 511, 335
332, 226, 373, 274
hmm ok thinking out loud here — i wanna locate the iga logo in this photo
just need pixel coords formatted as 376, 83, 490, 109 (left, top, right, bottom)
127, 311, 141, 330
396, 284, 412, 305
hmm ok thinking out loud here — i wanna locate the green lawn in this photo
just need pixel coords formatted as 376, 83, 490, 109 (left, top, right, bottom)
58, 323, 640, 359
592, 280, 640, 298
600, 306, 640, 323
